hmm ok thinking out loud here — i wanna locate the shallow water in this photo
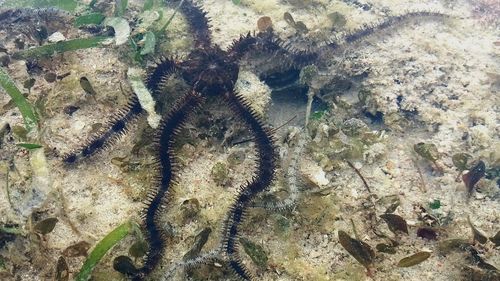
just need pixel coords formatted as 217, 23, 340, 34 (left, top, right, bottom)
0, 1, 499, 280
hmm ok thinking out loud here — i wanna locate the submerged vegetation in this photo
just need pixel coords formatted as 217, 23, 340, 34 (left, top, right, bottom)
0, 0, 498, 280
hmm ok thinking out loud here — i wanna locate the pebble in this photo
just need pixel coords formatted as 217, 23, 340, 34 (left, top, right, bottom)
48, 32, 66, 43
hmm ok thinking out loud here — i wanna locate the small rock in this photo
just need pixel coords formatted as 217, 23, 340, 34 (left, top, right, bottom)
48, 32, 66, 43
302, 159, 329, 187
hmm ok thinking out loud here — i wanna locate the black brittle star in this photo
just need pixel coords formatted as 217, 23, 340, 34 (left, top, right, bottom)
59, 1, 450, 280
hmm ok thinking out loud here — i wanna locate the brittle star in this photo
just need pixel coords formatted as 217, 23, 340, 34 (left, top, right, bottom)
60, 1, 448, 279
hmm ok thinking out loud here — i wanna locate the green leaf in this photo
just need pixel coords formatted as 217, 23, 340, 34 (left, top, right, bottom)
74, 13, 105, 27
12, 36, 110, 59
75, 221, 136, 281
114, 0, 128, 17
0, 67, 38, 132
1, 0, 77, 11
232, 0, 241, 4
140, 32, 156, 55
17, 143, 43, 149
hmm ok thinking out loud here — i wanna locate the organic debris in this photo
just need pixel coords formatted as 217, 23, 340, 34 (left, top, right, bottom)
338, 230, 375, 273
33, 217, 58, 235
257, 16, 273, 32
380, 213, 408, 235
463, 161, 486, 197
62, 241, 91, 257
417, 227, 438, 240
452, 153, 472, 171
55, 256, 69, 281
113, 255, 138, 275
376, 243, 396, 254
397, 251, 431, 267
490, 231, 500, 247
467, 216, 488, 244
240, 237, 268, 268
75, 221, 136, 281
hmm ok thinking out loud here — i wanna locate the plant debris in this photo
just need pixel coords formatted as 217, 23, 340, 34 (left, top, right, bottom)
397, 251, 431, 267
62, 241, 91, 257
462, 266, 500, 281
490, 231, 500, 247
129, 240, 148, 258
338, 230, 375, 271
55, 256, 69, 281
75, 221, 135, 281
417, 227, 438, 240
376, 243, 396, 254
113, 255, 138, 275
438, 239, 473, 254
467, 216, 488, 244
257, 16, 273, 32
452, 153, 472, 171
380, 213, 408, 234
34, 217, 58, 235
240, 237, 268, 268
183, 227, 211, 261
414, 142, 440, 162
462, 161, 486, 197
79, 77, 97, 97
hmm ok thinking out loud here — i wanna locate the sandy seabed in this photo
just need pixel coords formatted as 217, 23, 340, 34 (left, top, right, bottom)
0, 0, 498, 280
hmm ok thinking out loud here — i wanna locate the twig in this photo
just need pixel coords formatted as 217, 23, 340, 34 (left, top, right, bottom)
350, 218, 359, 240
345, 160, 371, 193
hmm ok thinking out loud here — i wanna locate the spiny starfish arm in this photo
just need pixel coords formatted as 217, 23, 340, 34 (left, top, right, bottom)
220, 91, 278, 280
133, 90, 204, 280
